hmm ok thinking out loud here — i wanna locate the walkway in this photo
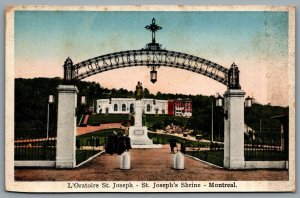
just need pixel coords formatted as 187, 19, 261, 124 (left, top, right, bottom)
76, 123, 125, 136
15, 145, 288, 181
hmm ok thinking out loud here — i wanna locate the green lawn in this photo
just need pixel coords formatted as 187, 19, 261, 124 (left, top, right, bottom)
76, 149, 101, 165
77, 129, 124, 147
186, 150, 224, 167
88, 114, 128, 125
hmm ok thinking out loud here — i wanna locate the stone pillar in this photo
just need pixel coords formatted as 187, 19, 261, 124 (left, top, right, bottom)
223, 89, 245, 169
134, 100, 143, 127
56, 85, 78, 168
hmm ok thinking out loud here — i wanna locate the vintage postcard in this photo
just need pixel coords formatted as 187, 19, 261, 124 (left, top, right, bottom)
5, 5, 295, 192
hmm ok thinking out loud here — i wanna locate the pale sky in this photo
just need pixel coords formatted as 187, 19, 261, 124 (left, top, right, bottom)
15, 11, 289, 106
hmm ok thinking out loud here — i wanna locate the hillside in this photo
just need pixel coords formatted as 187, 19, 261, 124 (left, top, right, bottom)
15, 77, 288, 139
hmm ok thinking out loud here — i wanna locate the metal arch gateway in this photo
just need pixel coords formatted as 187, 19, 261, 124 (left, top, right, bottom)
63, 18, 241, 89
64, 49, 229, 85
57, 18, 247, 170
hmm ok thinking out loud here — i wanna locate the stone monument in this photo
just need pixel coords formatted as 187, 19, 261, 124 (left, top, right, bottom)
129, 82, 162, 148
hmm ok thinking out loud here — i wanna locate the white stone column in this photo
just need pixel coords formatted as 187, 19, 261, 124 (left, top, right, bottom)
56, 85, 78, 168
223, 89, 245, 169
129, 100, 155, 146
134, 100, 143, 127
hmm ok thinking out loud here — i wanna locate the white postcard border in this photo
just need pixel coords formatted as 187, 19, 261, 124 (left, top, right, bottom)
5, 5, 296, 192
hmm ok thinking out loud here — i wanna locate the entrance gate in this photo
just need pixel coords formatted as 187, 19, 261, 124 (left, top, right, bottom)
56, 18, 246, 169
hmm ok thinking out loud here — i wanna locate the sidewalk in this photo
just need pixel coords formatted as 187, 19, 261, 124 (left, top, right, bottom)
15, 144, 288, 181
76, 123, 125, 136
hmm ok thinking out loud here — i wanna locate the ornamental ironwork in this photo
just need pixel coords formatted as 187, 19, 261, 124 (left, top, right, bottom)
144, 18, 162, 51
63, 18, 241, 89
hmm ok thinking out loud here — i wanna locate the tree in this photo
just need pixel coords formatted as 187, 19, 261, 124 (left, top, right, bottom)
143, 88, 151, 98
14, 77, 288, 140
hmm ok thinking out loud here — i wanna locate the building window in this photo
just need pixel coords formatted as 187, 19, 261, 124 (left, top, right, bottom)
162, 109, 165, 115
122, 104, 126, 111
114, 104, 118, 111
130, 103, 134, 113
147, 104, 151, 112
105, 108, 109, 114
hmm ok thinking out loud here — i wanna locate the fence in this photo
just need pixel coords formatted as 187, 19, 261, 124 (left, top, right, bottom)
14, 135, 105, 165
244, 125, 288, 161
15, 137, 56, 161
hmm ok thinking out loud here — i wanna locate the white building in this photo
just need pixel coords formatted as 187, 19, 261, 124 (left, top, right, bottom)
96, 98, 168, 115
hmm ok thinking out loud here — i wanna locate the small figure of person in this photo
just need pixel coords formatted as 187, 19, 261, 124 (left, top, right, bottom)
105, 133, 114, 155
124, 135, 132, 151
112, 131, 119, 154
169, 138, 177, 154
117, 135, 126, 155
180, 141, 186, 154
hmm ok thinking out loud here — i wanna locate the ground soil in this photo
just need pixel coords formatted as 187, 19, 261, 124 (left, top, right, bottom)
15, 144, 288, 181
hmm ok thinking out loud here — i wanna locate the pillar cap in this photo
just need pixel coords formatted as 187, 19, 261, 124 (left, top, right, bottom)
57, 85, 79, 93
224, 89, 245, 97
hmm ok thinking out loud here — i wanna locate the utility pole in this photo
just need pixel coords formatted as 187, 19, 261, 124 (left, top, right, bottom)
47, 95, 54, 139
46, 103, 50, 139
211, 98, 214, 142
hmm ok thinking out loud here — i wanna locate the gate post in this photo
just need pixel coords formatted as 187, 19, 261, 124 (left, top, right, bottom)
56, 85, 78, 168
223, 89, 245, 169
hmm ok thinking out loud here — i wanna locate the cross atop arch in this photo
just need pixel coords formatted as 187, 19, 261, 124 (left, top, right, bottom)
63, 18, 241, 90
145, 18, 162, 44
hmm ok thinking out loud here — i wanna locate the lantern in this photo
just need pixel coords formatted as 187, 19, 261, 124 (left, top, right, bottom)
48, 95, 54, 104
81, 95, 86, 105
150, 68, 157, 83
216, 95, 223, 107
245, 96, 252, 108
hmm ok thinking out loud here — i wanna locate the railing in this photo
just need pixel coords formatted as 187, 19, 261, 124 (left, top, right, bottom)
14, 137, 56, 161
244, 126, 288, 161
